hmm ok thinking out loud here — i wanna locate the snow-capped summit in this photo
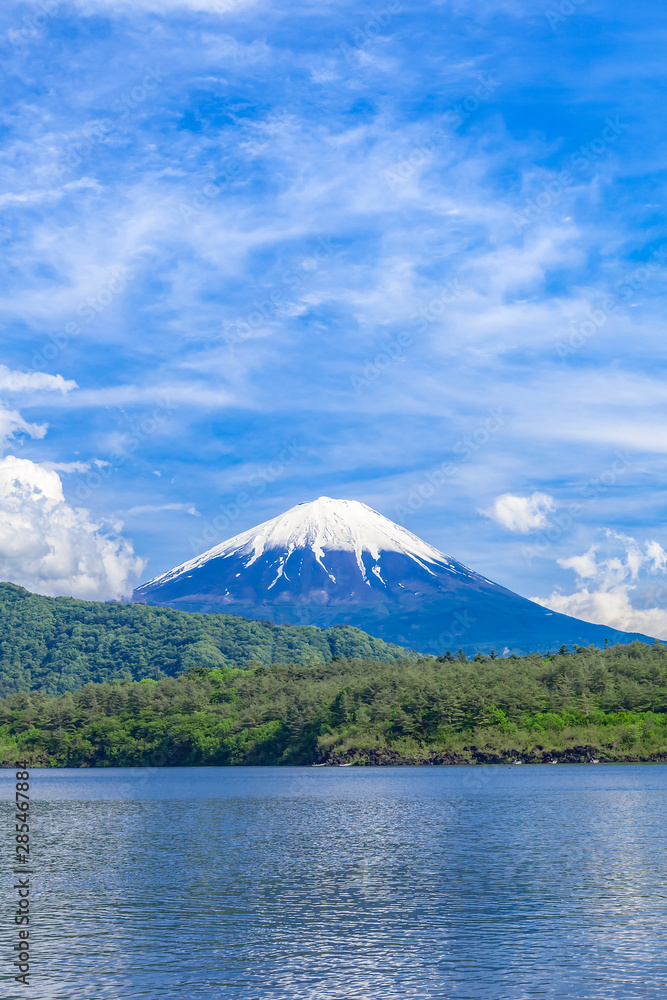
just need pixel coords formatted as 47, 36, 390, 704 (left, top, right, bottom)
209, 495, 454, 570
133, 496, 656, 654
143, 496, 469, 592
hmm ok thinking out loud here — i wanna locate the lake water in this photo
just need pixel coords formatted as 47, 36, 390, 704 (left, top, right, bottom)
2, 765, 667, 999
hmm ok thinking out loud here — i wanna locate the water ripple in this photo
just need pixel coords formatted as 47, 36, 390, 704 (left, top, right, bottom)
1, 765, 666, 999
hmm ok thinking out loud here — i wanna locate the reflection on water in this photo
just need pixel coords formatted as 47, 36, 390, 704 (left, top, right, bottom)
2, 765, 667, 999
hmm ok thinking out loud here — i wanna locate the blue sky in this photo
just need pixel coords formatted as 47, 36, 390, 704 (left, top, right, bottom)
2, 0, 667, 635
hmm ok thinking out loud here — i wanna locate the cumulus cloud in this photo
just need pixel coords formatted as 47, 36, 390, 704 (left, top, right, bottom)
0, 367, 142, 600
533, 532, 667, 639
0, 456, 144, 600
479, 491, 556, 533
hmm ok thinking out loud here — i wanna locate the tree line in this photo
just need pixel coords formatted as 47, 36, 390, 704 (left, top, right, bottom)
2, 640, 666, 767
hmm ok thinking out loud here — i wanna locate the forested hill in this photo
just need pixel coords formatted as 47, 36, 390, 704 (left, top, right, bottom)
1, 642, 667, 767
0, 582, 416, 695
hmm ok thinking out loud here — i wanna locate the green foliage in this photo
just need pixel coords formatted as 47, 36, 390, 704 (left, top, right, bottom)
0, 582, 415, 696
2, 639, 667, 766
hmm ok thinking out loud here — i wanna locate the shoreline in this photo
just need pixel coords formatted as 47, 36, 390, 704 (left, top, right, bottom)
4, 756, 667, 769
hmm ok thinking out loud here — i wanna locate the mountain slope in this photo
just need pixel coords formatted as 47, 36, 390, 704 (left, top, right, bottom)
134, 497, 658, 654
0, 581, 416, 695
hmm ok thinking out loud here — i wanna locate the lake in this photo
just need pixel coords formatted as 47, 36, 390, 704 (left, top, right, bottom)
2, 765, 667, 999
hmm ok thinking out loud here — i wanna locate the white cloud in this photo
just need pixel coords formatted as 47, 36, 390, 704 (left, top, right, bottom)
40, 461, 93, 474
0, 405, 47, 450
39, 459, 112, 474
534, 532, 667, 639
70, 0, 260, 12
535, 587, 667, 639
0, 367, 78, 453
2, 0, 666, 592
0, 366, 77, 395
645, 539, 667, 573
127, 502, 199, 516
0, 368, 142, 600
479, 491, 556, 533
0, 455, 144, 600
558, 546, 599, 580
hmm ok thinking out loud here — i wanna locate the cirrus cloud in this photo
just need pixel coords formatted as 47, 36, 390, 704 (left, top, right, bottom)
127, 502, 200, 516
69, 0, 259, 12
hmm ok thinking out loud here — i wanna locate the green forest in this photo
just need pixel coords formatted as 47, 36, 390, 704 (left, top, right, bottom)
0, 582, 414, 695
2, 640, 667, 767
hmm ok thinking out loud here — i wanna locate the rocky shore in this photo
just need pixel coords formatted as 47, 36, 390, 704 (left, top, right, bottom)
315, 745, 667, 766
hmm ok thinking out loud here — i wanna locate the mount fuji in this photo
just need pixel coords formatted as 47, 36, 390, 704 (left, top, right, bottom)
133, 497, 656, 654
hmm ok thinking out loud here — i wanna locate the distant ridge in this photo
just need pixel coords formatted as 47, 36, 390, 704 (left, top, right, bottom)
0, 581, 416, 696
134, 497, 658, 654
